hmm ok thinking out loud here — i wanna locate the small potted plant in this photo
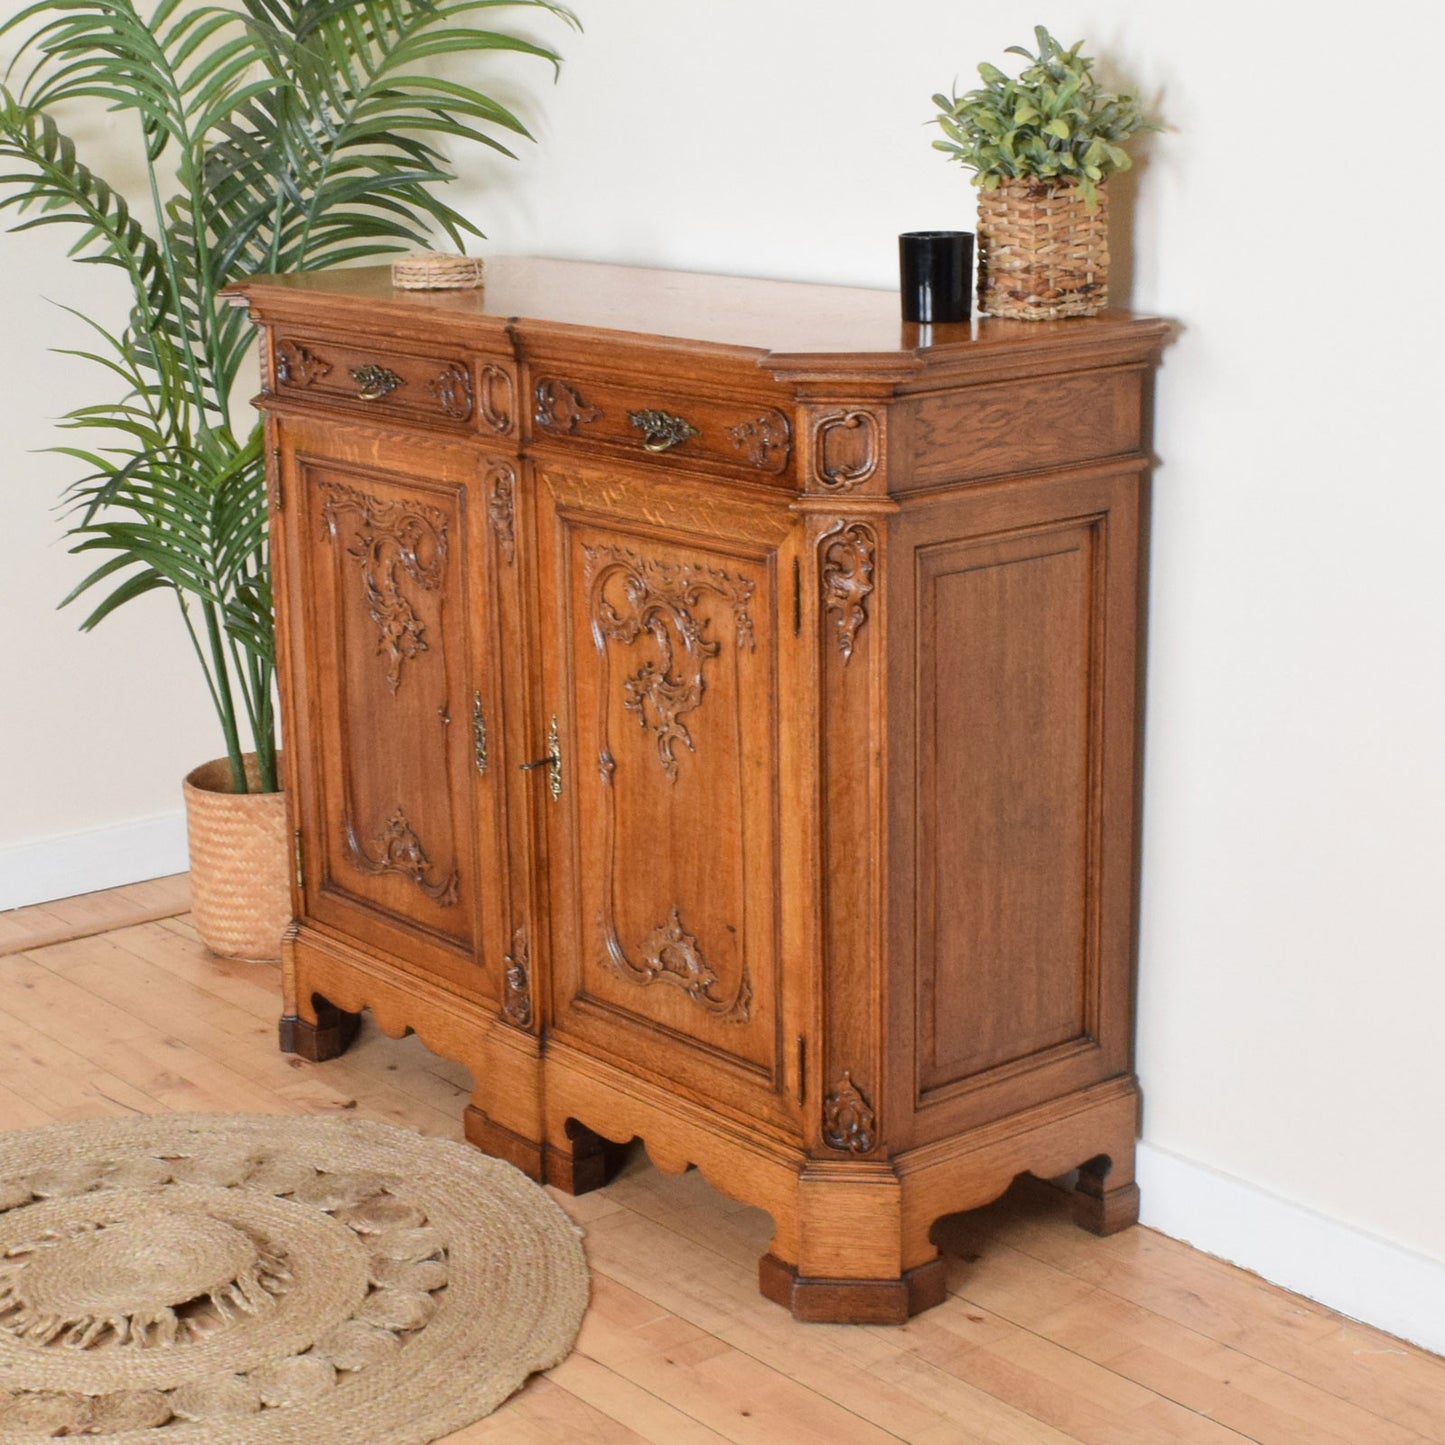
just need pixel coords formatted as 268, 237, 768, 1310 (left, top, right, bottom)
930, 26, 1154, 319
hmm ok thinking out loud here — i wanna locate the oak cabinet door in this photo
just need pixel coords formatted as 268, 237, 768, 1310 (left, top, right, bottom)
276, 417, 498, 997
533, 461, 803, 1134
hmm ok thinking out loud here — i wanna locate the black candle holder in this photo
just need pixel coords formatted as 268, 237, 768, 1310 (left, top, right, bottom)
899, 230, 973, 324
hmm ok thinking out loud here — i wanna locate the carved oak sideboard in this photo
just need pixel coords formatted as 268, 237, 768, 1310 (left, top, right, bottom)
233, 259, 1169, 1323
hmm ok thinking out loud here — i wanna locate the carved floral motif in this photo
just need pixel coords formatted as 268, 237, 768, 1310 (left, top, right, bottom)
822, 1071, 876, 1153
320, 483, 448, 693
604, 907, 751, 1023
820, 520, 877, 663
274, 340, 332, 387
426, 362, 474, 420
486, 463, 516, 564
344, 808, 459, 906
584, 543, 755, 782
503, 927, 532, 1028
534, 378, 602, 434
726, 410, 793, 471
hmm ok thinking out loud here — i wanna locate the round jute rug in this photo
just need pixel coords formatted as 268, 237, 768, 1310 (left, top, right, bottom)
0, 1114, 589, 1443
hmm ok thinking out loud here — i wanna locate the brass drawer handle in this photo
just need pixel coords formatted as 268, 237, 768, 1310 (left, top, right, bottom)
628, 408, 699, 453
350, 364, 403, 401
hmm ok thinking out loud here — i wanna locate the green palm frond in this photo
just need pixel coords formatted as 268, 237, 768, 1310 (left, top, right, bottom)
0, 100, 169, 315
0, 0, 577, 791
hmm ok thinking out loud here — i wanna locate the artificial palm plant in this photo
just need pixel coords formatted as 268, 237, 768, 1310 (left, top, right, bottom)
0, 0, 576, 795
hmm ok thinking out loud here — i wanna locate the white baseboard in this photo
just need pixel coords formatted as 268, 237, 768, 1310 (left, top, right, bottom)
1138, 1141, 1445, 1356
0, 812, 189, 912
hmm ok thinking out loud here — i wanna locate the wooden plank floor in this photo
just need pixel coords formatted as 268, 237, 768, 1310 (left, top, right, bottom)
2, 880, 1441, 1443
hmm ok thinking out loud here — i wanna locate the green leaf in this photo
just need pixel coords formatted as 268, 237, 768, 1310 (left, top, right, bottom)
928, 24, 1153, 186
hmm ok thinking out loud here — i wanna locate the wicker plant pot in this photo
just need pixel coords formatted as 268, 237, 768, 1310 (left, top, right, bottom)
182, 754, 291, 962
976, 177, 1110, 319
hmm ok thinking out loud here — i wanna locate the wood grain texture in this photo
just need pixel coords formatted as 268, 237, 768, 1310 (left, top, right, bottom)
907, 367, 1146, 489
1, 881, 1441, 1443
917, 524, 1096, 1087
231, 257, 1169, 378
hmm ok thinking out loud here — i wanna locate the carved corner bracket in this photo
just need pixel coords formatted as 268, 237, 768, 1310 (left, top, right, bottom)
822, 1071, 876, 1154
819, 520, 877, 663
603, 907, 751, 1023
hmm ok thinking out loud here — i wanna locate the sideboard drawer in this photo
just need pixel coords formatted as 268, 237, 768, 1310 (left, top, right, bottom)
270, 333, 496, 430
529, 371, 794, 481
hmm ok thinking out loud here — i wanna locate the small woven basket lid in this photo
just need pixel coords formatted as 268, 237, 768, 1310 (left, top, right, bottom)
391, 252, 484, 291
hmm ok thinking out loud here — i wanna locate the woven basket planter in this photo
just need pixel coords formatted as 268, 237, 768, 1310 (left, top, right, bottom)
976, 177, 1110, 319
182, 753, 291, 962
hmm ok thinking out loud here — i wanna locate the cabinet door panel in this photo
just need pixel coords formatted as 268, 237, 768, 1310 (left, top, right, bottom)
535, 463, 799, 1128
278, 419, 490, 995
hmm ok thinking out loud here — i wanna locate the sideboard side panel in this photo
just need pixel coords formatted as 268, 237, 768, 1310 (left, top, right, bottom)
888, 463, 1143, 1142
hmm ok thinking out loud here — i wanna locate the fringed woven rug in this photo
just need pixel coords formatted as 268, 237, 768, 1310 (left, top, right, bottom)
0, 1114, 589, 1442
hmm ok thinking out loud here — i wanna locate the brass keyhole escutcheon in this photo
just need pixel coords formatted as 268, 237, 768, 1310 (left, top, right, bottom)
518, 716, 562, 801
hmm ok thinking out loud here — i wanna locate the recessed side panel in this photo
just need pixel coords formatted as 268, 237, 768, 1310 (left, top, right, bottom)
886, 465, 1142, 1139
916, 523, 1099, 1091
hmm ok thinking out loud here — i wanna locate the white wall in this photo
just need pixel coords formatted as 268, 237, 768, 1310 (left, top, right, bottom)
4, 0, 1442, 1345
0, 149, 216, 906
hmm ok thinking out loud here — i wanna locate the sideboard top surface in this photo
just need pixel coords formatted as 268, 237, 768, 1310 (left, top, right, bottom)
232, 256, 1170, 378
